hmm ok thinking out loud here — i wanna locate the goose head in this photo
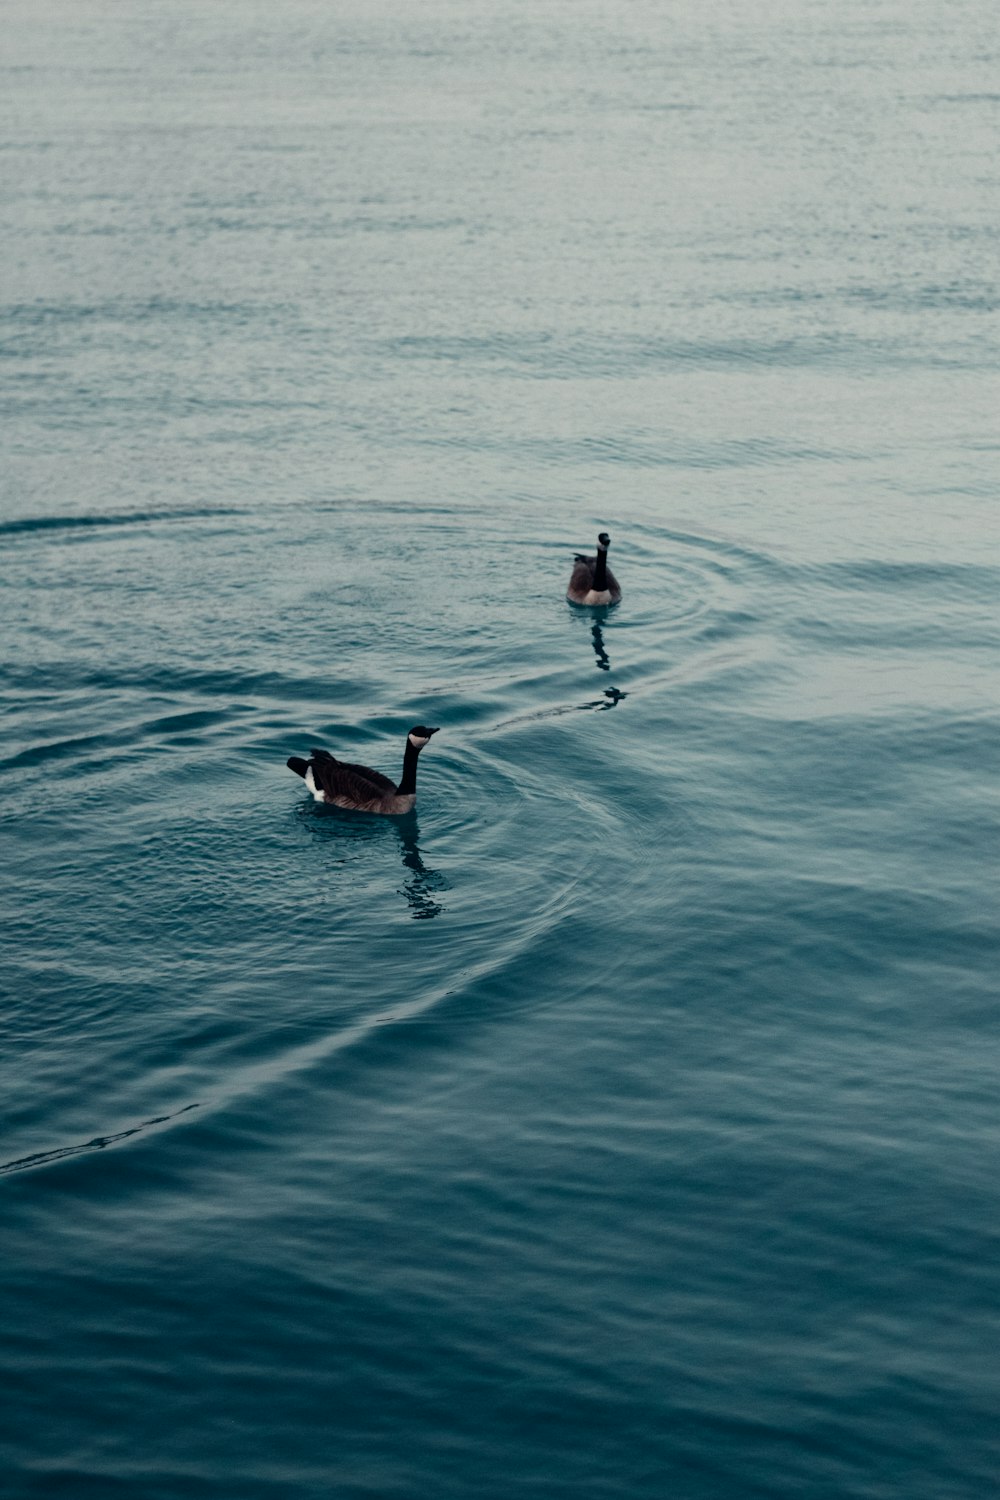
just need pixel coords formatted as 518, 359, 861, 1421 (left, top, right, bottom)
407, 725, 440, 749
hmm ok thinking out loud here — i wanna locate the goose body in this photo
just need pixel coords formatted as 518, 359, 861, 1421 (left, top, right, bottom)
567, 531, 621, 606
287, 726, 439, 815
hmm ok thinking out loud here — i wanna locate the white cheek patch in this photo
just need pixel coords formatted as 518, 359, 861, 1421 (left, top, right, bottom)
408, 734, 430, 748
304, 766, 325, 801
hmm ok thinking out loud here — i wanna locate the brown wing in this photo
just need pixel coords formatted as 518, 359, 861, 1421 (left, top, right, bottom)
567, 555, 596, 599
309, 749, 397, 801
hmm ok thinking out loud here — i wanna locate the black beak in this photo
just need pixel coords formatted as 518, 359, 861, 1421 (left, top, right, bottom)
427, 727, 440, 736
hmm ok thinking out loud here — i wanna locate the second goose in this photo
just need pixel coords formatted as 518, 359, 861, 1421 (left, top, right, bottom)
567, 531, 622, 606
287, 725, 439, 815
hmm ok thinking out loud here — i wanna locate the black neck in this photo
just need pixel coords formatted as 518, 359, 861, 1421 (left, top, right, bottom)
398, 739, 421, 796
593, 547, 608, 590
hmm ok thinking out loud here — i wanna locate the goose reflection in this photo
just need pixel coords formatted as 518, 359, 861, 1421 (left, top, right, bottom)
395, 817, 448, 920
591, 620, 611, 671
578, 685, 629, 712
298, 802, 448, 920
582, 619, 627, 709
597, 685, 627, 709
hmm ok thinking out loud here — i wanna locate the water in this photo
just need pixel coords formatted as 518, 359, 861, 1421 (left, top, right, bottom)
2, 2, 998, 1495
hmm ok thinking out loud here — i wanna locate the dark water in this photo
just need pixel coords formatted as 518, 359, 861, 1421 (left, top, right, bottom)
2, 2, 999, 1496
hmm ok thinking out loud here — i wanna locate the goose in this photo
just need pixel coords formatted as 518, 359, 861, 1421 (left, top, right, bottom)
287, 725, 439, 815
567, 531, 622, 606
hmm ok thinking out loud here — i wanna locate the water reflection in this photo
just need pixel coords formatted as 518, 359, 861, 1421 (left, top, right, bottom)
580, 685, 629, 712
581, 618, 627, 708
395, 817, 448, 920
598, 685, 627, 709
592, 620, 611, 671
298, 802, 448, 920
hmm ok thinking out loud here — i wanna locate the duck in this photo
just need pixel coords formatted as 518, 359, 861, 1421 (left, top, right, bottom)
287, 725, 439, 815
567, 531, 622, 606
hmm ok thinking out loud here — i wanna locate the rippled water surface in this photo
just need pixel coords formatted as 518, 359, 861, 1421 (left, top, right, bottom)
2, 2, 999, 1496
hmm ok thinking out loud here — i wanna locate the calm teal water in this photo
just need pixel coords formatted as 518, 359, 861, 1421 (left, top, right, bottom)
2, 2, 999, 1496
